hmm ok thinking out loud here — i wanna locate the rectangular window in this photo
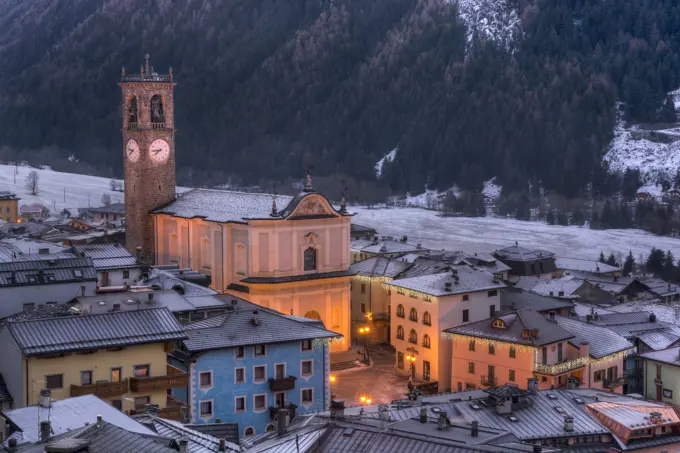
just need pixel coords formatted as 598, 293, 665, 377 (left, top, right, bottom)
111, 399, 122, 410
361, 283, 366, 294
80, 371, 93, 386
199, 401, 213, 417
235, 367, 245, 383
134, 396, 150, 410
254, 365, 266, 382
423, 361, 431, 381
469, 340, 475, 352
190, 312, 204, 321
23, 303, 35, 311
541, 347, 547, 365
360, 303, 366, 313
488, 290, 498, 297
301, 340, 312, 351
111, 367, 122, 382
235, 396, 246, 412
462, 309, 469, 323
509, 370, 516, 382
489, 305, 496, 317
557, 343, 563, 362
457, 382, 462, 392
488, 344, 495, 355
462, 294, 469, 302
46, 374, 63, 390
235, 346, 245, 359
254, 344, 266, 357
122, 270, 130, 279
254, 394, 266, 411
301, 360, 313, 376
509, 347, 516, 358
199, 371, 212, 388
594, 370, 602, 382
468, 362, 475, 374
302, 389, 313, 404
657, 364, 662, 379
275, 364, 286, 380
133, 364, 150, 377
397, 352, 404, 369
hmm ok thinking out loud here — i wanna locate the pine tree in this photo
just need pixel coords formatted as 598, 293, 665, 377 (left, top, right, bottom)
622, 251, 635, 277
546, 210, 555, 225
646, 247, 665, 275
599, 251, 606, 263
606, 253, 617, 267
662, 251, 676, 281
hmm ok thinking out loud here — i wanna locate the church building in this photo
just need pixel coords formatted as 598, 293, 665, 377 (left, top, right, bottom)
120, 57, 352, 351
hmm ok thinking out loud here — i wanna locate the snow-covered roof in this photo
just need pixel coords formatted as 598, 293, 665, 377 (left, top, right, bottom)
553, 316, 634, 358
639, 346, 680, 367
494, 245, 555, 262
514, 276, 585, 299
387, 266, 505, 297
555, 257, 620, 274
351, 238, 425, 255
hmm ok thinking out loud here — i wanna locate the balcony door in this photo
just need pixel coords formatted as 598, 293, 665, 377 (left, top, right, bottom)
275, 392, 286, 408
275, 364, 285, 380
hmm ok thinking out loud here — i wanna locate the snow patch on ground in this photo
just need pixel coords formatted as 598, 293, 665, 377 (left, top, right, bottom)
483, 177, 501, 200
375, 147, 397, 178
0, 164, 189, 215
351, 206, 680, 260
453, 0, 521, 47
604, 104, 680, 181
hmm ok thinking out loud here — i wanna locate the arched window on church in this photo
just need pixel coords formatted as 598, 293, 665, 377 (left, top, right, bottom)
304, 247, 317, 272
150, 95, 165, 127
128, 96, 138, 128
235, 243, 247, 275
168, 233, 179, 264
200, 236, 211, 270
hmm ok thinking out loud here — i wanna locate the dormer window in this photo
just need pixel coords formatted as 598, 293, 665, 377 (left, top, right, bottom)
73, 269, 83, 278
492, 319, 505, 328
304, 247, 317, 271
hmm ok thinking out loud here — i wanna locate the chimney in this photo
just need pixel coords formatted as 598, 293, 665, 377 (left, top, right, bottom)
549, 311, 555, 321
437, 412, 450, 430
471, 420, 479, 437
444, 282, 452, 292
330, 400, 345, 419
219, 439, 226, 452
579, 341, 589, 359
533, 445, 542, 453
277, 408, 290, 436
527, 377, 538, 394
650, 411, 662, 423
419, 407, 428, 424
650, 313, 657, 323
7, 438, 17, 453
179, 437, 188, 453
564, 415, 574, 432
96, 415, 103, 428
40, 421, 51, 442
378, 404, 389, 421
39, 389, 51, 408
81, 285, 86, 297
147, 293, 154, 304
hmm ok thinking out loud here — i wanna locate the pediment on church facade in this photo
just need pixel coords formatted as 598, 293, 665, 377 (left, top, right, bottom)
283, 193, 344, 220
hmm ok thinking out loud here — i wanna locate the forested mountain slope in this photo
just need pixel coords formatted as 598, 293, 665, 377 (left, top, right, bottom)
0, 0, 679, 197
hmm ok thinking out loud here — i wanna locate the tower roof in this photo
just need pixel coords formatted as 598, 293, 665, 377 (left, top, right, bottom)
121, 54, 173, 83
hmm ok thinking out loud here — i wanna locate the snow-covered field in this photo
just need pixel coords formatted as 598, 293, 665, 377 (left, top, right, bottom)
352, 206, 680, 260
3, 163, 680, 261
0, 164, 189, 214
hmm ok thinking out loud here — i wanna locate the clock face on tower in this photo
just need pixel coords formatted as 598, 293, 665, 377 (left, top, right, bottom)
149, 139, 170, 163
126, 139, 140, 162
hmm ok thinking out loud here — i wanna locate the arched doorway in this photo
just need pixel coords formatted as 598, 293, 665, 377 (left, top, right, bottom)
303, 310, 322, 321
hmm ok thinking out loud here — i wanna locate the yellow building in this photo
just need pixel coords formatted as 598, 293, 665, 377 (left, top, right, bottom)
0, 191, 20, 223
639, 346, 680, 405
151, 180, 353, 352
446, 310, 635, 393
0, 307, 188, 417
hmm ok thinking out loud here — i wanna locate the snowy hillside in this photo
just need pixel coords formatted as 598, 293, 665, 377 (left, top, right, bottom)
375, 147, 397, 178
453, 0, 521, 47
0, 165, 188, 214
604, 104, 680, 180
352, 206, 680, 261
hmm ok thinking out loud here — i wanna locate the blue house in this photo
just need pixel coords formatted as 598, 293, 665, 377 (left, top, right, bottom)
182, 300, 341, 437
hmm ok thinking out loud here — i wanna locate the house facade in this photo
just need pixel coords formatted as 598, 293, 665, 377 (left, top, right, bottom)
0, 308, 187, 417
0, 191, 20, 223
182, 301, 339, 437
386, 266, 505, 391
152, 185, 353, 352
70, 244, 142, 288
639, 347, 680, 405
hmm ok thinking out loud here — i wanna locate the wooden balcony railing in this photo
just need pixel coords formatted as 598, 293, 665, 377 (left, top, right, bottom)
129, 373, 189, 393
152, 122, 166, 129
70, 379, 128, 398
603, 376, 626, 389
269, 376, 296, 392
480, 375, 497, 387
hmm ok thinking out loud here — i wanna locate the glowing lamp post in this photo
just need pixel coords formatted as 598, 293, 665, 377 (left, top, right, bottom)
358, 326, 371, 362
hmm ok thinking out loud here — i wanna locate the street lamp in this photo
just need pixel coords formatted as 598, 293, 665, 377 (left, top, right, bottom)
405, 353, 417, 379
330, 375, 336, 383
358, 326, 371, 362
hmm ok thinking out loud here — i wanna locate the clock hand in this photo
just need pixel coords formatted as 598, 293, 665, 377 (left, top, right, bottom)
152, 149, 161, 154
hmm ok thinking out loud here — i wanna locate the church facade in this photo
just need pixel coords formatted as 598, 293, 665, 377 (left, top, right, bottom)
121, 58, 351, 351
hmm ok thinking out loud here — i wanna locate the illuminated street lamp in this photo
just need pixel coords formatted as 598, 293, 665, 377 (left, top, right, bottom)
405, 353, 417, 379
330, 375, 337, 383
358, 326, 371, 362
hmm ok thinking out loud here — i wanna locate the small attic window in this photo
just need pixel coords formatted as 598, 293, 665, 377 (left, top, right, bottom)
97, 301, 106, 307
508, 416, 518, 422
470, 404, 481, 410
73, 269, 83, 278
554, 406, 566, 414
492, 319, 505, 328
547, 393, 557, 400
574, 398, 585, 404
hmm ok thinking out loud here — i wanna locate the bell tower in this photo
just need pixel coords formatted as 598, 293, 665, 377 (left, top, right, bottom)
120, 54, 176, 264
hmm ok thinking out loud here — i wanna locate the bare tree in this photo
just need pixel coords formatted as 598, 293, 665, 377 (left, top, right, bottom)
109, 179, 118, 191
24, 170, 39, 195
100, 193, 112, 206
